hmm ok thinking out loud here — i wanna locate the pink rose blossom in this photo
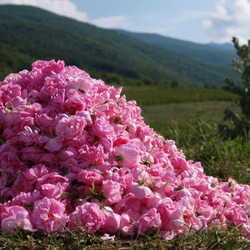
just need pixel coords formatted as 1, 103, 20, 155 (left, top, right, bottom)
102, 180, 122, 205
100, 233, 115, 241
135, 208, 162, 234
113, 143, 140, 168
32, 197, 68, 232
77, 169, 103, 186
1, 206, 35, 233
92, 115, 116, 152
129, 184, 154, 200
69, 202, 105, 233
101, 207, 121, 234
56, 114, 87, 139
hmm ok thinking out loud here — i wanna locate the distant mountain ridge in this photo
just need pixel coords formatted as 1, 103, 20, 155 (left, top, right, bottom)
206, 42, 235, 51
114, 29, 236, 65
0, 5, 238, 87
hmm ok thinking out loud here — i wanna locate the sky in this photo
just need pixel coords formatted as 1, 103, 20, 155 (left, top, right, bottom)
0, 0, 250, 44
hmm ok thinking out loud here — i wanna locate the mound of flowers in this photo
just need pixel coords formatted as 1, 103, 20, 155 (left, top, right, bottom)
1, 60, 250, 240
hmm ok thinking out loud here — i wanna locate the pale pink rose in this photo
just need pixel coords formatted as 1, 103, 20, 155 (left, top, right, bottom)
129, 184, 153, 200
114, 194, 141, 214
102, 180, 122, 205
113, 137, 129, 147
101, 207, 121, 234
77, 169, 103, 186
16, 126, 39, 146
146, 194, 162, 209
39, 152, 58, 166
241, 223, 250, 238
31, 197, 68, 232
113, 143, 140, 168
92, 116, 116, 152
194, 200, 215, 226
32, 59, 64, 75
36, 172, 69, 195
49, 88, 66, 108
103, 169, 133, 192
35, 112, 55, 129
159, 231, 176, 241
100, 233, 115, 241
158, 197, 185, 231
163, 140, 185, 158
62, 158, 90, 174
55, 114, 87, 139
234, 185, 250, 205
11, 190, 42, 208
44, 137, 63, 152
1, 206, 35, 233
0, 84, 22, 106
12, 173, 35, 194
135, 208, 162, 234
171, 157, 189, 173
12, 164, 48, 194
1, 107, 21, 130
67, 76, 93, 94
2, 71, 25, 86
69, 202, 105, 233
224, 206, 249, 225
24, 164, 49, 181
0, 149, 26, 194
84, 144, 108, 166
57, 146, 78, 161
0, 151, 23, 177
120, 212, 130, 229
62, 98, 85, 115
19, 146, 45, 164
131, 167, 149, 183
207, 189, 230, 207
35, 105, 59, 129
119, 210, 140, 236
40, 183, 67, 199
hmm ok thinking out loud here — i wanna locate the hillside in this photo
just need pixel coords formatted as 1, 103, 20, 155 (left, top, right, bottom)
114, 30, 236, 65
206, 42, 234, 51
0, 5, 237, 87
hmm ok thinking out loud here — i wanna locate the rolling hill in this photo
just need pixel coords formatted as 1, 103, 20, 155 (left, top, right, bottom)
0, 5, 238, 87
114, 29, 236, 65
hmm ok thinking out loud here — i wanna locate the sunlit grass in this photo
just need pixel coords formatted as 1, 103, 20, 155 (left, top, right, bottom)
123, 86, 239, 105
1, 225, 250, 249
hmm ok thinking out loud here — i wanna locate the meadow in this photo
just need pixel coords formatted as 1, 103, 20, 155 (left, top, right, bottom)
1, 86, 250, 249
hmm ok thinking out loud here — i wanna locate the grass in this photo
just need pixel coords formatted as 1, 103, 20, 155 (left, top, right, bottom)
122, 86, 239, 105
1, 86, 250, 249
1, 226, 250, 249
141, 101, 234, 135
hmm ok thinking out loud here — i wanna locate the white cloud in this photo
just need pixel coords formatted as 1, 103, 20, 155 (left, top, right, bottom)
91, 15, 132, 30
0, 0, 88, 22
203, 0, 250, 44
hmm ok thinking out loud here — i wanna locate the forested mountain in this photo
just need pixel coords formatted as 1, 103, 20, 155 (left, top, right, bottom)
115, 30, 236, 65
206, 42, 235, 51
0, 5, 237, 87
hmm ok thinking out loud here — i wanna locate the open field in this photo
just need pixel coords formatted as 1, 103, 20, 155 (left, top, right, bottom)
122, 86, 239, 105
141, 101, 234, 135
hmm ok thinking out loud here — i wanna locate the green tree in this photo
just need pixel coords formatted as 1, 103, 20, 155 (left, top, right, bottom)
225, 37, 250, 118
220, 37, 250, 138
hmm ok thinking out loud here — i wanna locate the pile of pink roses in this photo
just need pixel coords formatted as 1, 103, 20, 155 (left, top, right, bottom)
1, 60, 250, 240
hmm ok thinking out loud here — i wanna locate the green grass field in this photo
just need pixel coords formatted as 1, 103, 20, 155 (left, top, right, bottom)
1, 86, 250, 249
123, 86, 239, 105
